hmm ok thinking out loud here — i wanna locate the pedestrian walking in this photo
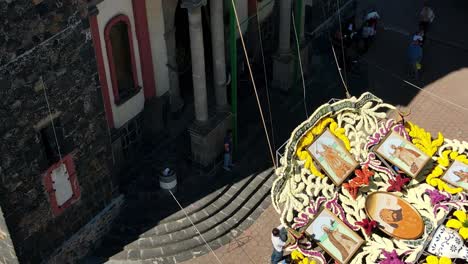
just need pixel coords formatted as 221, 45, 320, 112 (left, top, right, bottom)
223, 129, 233, 171
365, 10, 380, 33
271, 226, 286, 264
361, 21, 376, 52
407, 39, 423, 79
419, 2, 435, 32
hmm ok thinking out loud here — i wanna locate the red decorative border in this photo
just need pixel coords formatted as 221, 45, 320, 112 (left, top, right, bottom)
90, 15, 114, 128
43, 154, 81, 216
104, 14, 139, 104
132, 0, 156, 99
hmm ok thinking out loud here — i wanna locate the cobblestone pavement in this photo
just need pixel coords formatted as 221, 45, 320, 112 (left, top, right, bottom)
181, 205, 280, 264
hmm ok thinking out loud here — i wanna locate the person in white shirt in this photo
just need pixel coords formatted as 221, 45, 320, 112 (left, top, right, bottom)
271, 226, 286, 264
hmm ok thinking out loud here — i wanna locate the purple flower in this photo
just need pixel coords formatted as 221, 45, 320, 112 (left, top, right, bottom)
378, 250, 409, 264
425, 189, 450, 206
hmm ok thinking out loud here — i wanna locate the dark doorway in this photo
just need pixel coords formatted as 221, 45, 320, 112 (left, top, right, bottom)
174, 4, 193, 102
174, 4, 214, 103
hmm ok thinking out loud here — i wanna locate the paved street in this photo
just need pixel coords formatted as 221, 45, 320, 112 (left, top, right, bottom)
361, 0, 468, 140
181, 1, 468, 263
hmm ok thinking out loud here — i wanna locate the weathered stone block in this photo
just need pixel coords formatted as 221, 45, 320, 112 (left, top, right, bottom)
272, 53, 295, 92
188, 111, 232, 167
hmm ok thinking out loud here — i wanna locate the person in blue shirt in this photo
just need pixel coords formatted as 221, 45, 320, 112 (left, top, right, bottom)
223, 130, 233, 171
407, 39, 423, 75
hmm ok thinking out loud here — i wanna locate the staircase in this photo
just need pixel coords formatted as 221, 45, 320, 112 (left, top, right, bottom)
105, 167, 275, 263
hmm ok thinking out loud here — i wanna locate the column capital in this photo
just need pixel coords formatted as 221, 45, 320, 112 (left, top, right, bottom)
181, 0, 207, 9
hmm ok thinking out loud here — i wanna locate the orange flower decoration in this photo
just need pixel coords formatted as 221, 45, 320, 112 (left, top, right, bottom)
343, 166, 374, 199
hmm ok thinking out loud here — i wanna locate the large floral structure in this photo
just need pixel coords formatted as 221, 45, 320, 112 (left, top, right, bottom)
272, 93, 468, 264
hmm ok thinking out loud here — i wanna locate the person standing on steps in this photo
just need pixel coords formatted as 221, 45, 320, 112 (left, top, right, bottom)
223, 129, 233, 171
271, 226, 286, 264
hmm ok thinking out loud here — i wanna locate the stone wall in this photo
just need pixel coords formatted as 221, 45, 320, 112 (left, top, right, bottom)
44, 195, 124, 264
0, 0, 117, 263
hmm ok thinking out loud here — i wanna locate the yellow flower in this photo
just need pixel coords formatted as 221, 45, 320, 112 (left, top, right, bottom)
290, 250, 316, 264
425, 255, 452, 264
446, 210, 468, 239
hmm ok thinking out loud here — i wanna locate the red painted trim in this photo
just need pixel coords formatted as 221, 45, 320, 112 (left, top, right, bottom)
90, 15, 114, 128
104, 14, 139, 104
43, 154, 81, 217
132, 0, 156, 99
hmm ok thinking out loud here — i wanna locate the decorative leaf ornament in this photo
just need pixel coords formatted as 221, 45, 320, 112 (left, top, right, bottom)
271, 93, 468, 264
406, 122, 444, 157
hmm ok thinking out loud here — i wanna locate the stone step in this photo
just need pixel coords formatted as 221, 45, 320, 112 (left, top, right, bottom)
109, 197, 272, 264
108, 168, 274, 262
157, 167, 261, 225
138, 168, 271, 238
128, 168, 273, 249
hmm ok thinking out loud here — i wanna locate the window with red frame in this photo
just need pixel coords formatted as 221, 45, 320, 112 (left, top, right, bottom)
105, 15, 139, 104
38, 117, 80, 216
43, 154, 81, 216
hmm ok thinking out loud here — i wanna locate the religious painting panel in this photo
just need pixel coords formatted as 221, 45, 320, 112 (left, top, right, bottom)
441, 160, 468, 191
308, 129, 358, 186
375, 131, 431, 178
304, 208, 364, 264
365, 192, 424, 240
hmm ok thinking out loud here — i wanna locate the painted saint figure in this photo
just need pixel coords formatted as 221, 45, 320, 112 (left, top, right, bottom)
316, 143, 353, 178
322, 225, 356, 261
454, 170, 468, 183
377, 196, 424, 239
389, 144, 425, 174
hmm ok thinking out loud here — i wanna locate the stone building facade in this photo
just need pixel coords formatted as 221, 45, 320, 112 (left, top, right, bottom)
0, 0, 119, 263
0, 0, 338, 262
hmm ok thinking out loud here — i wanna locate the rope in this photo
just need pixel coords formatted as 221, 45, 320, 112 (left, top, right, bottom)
291, 11, 309, 118
336, 0, 350, 97
330, 44, 351, 99
318, 0, 351, 99
230, 0, 277, 169
364, 59, 468, 113
41, 76, 63, 162
168, 190, 223, 264
255, 0, 276, 152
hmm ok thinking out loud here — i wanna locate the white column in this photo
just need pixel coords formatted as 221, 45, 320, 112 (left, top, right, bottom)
278, 0, 292, 54
186, 4, 208, 122
210, 0, 227, 108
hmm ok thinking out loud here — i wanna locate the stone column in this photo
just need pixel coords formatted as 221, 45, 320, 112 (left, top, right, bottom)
278, 0, 292, 54
183, 0, 208, 122
210, 0, 228, 108
273, 0, 294, 92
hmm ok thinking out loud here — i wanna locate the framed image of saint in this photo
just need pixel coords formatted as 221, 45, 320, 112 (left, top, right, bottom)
365, 192, 424, 240
375, 131, 430, 178
304, 208, 364, 264
307, 129, 358, 186
441, 160, 468, 191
